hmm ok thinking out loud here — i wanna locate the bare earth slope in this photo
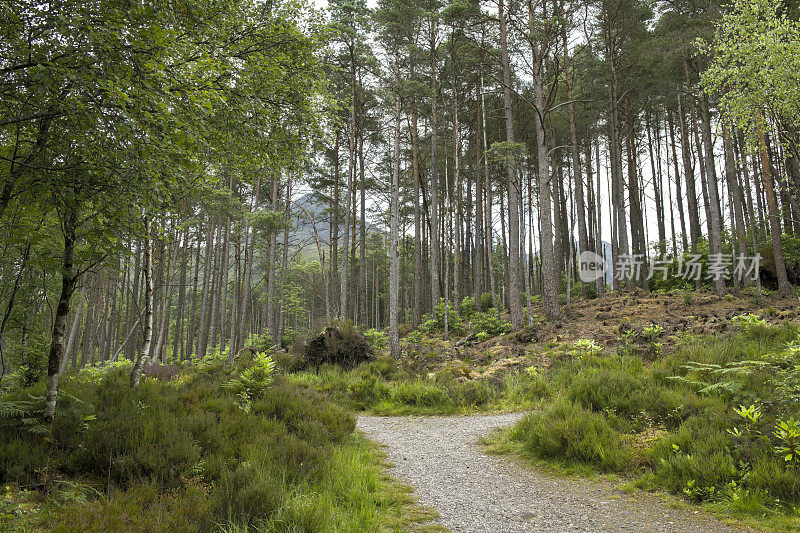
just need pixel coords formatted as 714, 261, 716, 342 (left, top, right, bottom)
357, 413, 753, 533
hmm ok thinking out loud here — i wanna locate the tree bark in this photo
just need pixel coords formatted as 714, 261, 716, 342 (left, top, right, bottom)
499, 0, 523, 327
759, 126, 791, 297
130, 218, 154, 388
389, 45, 401, 359
44, 208, 78, 421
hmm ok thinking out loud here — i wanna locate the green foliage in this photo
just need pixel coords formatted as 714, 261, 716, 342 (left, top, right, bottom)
0, 359, 364, 530
362, 328, 388, 352
569, 368, 646, 419
731, 313, 768, 336
407, 299, 465, 341
227, 351, 277, 411
651, 417, 739, 502
459, 293, 495, 319
388, 381, 452, 409
509, 400, 631, 472
570, 338, 603, 358
469, 308, 512, 341
774, 418, 800, 464
701, 0, 800, 149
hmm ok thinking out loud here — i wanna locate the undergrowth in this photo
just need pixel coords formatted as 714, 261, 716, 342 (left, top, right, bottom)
0, 352, 435, 532
494, 318, 800, 529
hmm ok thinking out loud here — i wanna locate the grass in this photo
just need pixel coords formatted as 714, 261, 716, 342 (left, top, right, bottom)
286, 359, 547, 416
0, 354, 441, 532
487, 320, 800, 531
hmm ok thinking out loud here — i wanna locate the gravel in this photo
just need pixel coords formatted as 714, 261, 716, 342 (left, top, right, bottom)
357, 413, 752, 533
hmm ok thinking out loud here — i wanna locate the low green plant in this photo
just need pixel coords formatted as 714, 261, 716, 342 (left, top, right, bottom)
570, 338, 602, 358
774, 417, 800, 465
227, 351, 277, 411
406, 299, 465, 341
470, 308, 511, 341
731, 314, 769, 337
362, 328, 388, 352
509, 400, 630, 472
388, 380, 452, 409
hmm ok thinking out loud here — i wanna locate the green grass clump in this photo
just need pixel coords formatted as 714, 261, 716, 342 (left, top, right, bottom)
509, 399, 631, 472
388, 380, 452, 409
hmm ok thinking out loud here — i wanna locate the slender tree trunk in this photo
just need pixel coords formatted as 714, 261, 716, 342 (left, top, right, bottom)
699, 95, 725, 295
678, 95, 702, 252
528, 0, 559, 319
474, 86, 484, 311
130, 218, 154, 388
389, 45, 402, 359
758, 126, 791, 296
429, 18, 441, 309
331, 132, 340, 316
266, 177, 279, 340
46, 209, 78, 418
563, 19, 588, 261
499, 0, 523, 327
667, 107, 689, 252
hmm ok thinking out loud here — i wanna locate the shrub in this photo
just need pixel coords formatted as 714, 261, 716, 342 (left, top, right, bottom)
470, 308, 511, 341
651, 417, 737, 501
409, 300, 465, 340
227, 351, 277, 410
460, 295, 477, 319
509, 400, 630, 472
747, 456, 800, 505
502, 370, 551, 406
569, 368, 645, 419
0, 358, 358, 530
570, 338, 603, 358
448, 380, 495, 407
389, 381, 452, 408
362, 328, 388, 352
347, 373, 389, 408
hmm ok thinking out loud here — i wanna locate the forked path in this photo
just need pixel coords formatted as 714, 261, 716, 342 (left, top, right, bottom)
357, 413, 751, 533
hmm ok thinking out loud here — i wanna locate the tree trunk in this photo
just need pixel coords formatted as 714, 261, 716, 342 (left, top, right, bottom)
46, 209, 78, 421
667, 107, 689, 252
677, 94, 702, 252
699, 95, 725, 295
759, 126, 791, 297
130, 218, 154, 388
499, 0, 523, 327
529, 0, 559, 319
389, 45, 402, 359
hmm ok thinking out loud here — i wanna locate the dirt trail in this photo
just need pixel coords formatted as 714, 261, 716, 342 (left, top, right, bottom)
357, 413, 752, 533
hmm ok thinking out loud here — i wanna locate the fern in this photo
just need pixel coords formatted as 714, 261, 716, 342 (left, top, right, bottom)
0, 394, 47, 434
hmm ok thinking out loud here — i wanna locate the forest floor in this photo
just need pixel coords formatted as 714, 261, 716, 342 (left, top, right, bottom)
402, 288, 799, 379
357, 412, 750, 533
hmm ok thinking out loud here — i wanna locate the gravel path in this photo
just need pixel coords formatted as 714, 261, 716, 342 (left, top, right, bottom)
357, 413, 752, 533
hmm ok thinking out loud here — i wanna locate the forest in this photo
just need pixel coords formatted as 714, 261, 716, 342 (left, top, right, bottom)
1, 0, 800, 530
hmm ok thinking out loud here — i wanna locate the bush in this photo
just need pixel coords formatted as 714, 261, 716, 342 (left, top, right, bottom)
470, 308, 511, 341
389, 381, 452, 408
347, 373, 389, 408
651, 417, 738, 501
502, 370, 552, 406
509, 400, 630, 472
0, 357, 358, 530
362, 328, 388, 352
569, 368, 645, 419
227, 351, 276, 409
448, 380, 495, 407
409, 299, 465, 340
